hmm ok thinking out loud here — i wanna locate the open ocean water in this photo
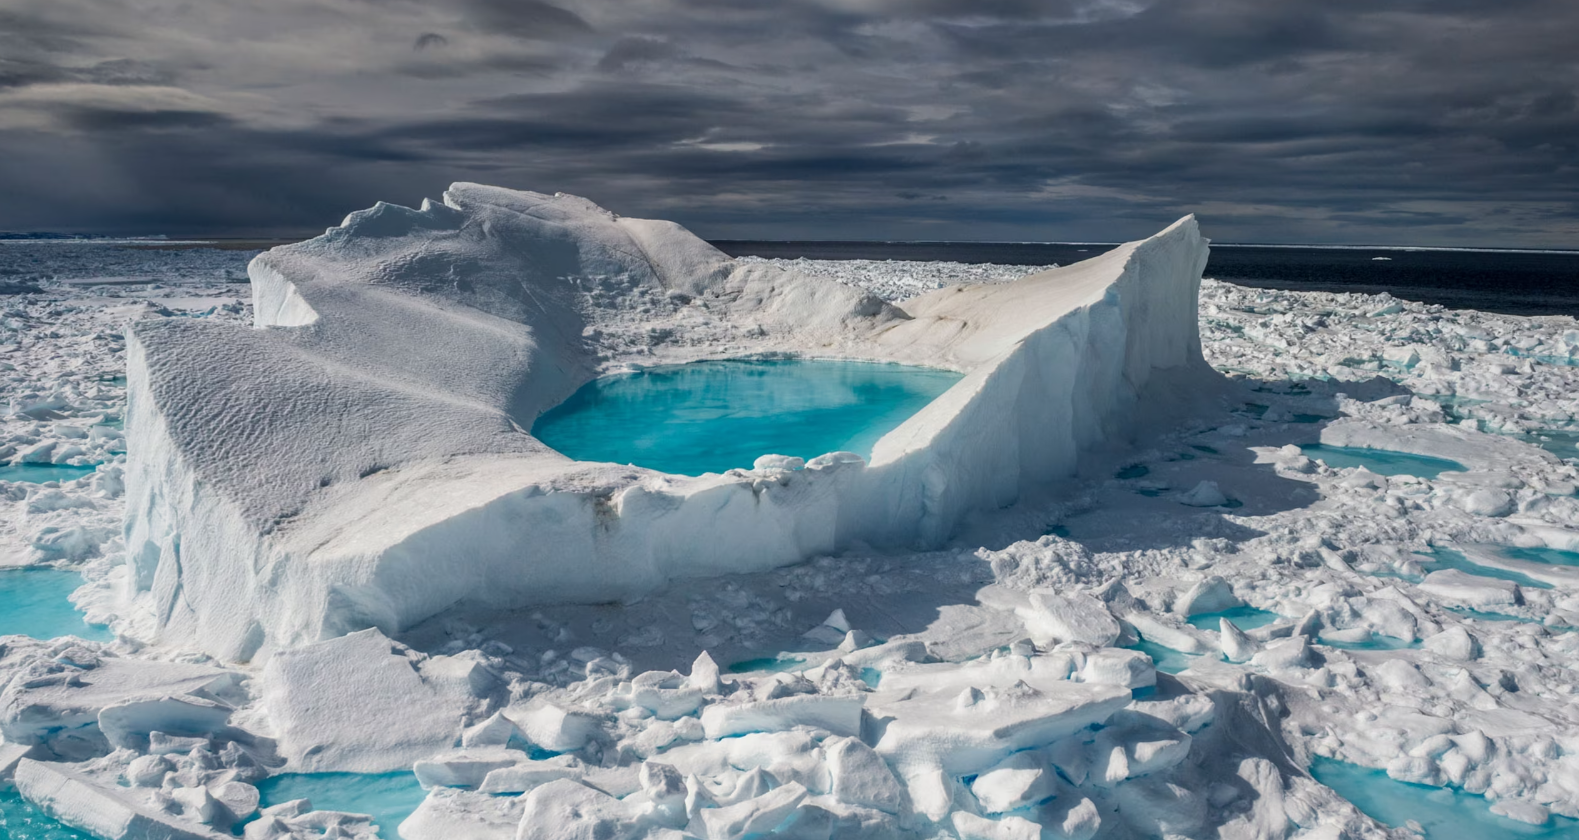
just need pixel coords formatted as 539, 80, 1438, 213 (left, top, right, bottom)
712, 241, 1579, 317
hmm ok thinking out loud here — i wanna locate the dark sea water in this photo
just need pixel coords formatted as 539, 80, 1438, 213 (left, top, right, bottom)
711, 241, 1579, 317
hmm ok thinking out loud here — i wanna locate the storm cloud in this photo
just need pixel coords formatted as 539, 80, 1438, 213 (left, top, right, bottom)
0, 0, 1574, 245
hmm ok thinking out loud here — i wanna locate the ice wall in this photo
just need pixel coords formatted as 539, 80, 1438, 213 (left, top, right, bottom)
122, 184, 1215, 660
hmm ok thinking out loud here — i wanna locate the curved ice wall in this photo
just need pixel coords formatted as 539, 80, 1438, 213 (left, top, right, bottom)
122, 184, 1215, 661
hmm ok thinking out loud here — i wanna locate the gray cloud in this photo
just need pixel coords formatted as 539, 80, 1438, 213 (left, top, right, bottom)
414, 33, 449, 51
0, 0, 1575, 246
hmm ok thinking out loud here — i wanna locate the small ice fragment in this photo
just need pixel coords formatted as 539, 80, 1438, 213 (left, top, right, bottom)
516, 779, 631, 840
699, 782, 808, 839
412, 747, 525, 788
751, 454, 804, 471
825, 736, 904, 814
971, 751, 1056, 813
1457, 488, 1514, 517
460, 711, 518, 748
507, 702, 600, 752
1417, 569, 1518, 608
1060, 797, 1101, 840
689, 651, 721, 694
824, 609, 852, 633
1219, 619, 1257, 663
1019, 591, 1120, 647
1079, 649, 1156, 689
1423, 626, 1481, 661
123, 754, 174, 788
950, 812, 1043, 840
1178, 481, 1228, 507
1175, 575, 1241, 616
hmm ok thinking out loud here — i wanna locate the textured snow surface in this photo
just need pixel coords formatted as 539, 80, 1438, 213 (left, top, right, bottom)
119, 184, 1216, 661
5, 224, 1579, 840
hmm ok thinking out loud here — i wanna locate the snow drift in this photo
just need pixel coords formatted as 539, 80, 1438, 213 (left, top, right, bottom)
122, 184, 1214, 661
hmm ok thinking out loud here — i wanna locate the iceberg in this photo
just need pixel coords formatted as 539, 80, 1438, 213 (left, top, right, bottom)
121, 184, 1215, 661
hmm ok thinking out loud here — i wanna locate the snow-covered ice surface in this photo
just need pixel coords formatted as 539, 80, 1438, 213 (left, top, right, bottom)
4, 206, 1579, 839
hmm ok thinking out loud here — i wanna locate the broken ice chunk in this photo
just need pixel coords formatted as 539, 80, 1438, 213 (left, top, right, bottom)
1018, 591, 1120, 647
700, 694, 864, 739
516, 778, 633, 840
825, 736, 904, 814
803, 609, 855, 646
1178, 480, 1229, 507
970, 750, 1057, 813
505, 701, 601, 753
1417, 569, 1519, 608
1174, 575, 1242, 616
751, 454, 804, 472
1219, 618, 1258, 663
412, 747, 526, 789
477, 754, 583, 794
459, 711, 517, 748
950, 812, 1043, 840
1078, 649, 1155, 689
697, 781, 807, 839
1422, 626, 1481, 661
689, 651, 722, 694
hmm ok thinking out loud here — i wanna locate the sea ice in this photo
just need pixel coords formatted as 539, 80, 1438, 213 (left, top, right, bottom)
7, 213, 1579, 840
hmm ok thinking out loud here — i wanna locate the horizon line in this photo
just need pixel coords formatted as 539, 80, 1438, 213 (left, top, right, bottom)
3, 233, 1577, 256
715, 239, 1579, 255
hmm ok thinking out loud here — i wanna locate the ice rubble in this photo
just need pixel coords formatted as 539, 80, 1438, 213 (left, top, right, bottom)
0, 242, 251, 570
7, 231, 1579, 839
120, 184, 1217, 662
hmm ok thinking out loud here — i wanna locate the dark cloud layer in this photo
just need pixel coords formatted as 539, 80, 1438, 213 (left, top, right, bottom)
0, 0, 1575, 246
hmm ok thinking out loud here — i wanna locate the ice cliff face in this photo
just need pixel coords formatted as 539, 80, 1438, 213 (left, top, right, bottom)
122, 184, 1216, 661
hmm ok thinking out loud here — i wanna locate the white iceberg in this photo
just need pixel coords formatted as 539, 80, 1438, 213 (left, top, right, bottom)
119, 186, 1215, 662
121, 184, 1214, 661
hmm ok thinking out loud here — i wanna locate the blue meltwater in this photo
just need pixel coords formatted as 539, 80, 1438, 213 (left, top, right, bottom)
1299, 444, 1466, 479
254, 773, 428, 839
0, 569, 112, 642
532, 359, 963, 476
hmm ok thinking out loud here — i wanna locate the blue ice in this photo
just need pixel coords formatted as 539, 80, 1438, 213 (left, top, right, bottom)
1499, 546, 1579, 567
0, 570, 112, 641
1186, 605, 1281, 632
1416, 548, 1553, 590
1444, 606, 1538, 624
0, 464, 97, 484
1300, 444, 1466, 478
1511, 429, 1578, 463
0, 788, 95, 840
254, 773, 427, 840
532, 359, 963, 476
1321, 634, 1419, 651
1311, 757, 1578, 838
726, 656, 809, 674
1130, 638, 1208, 675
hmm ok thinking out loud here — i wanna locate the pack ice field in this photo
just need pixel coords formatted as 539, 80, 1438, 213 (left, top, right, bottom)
2, 187, 1579, 840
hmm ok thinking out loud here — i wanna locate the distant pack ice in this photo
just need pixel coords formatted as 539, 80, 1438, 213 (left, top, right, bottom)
122, 184, 1216, 661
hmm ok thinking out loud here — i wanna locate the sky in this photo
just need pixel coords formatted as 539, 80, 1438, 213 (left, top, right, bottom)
0, 0, 1576, 246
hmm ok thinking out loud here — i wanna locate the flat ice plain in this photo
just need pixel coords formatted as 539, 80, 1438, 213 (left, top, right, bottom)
1, 193, 1579, 840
